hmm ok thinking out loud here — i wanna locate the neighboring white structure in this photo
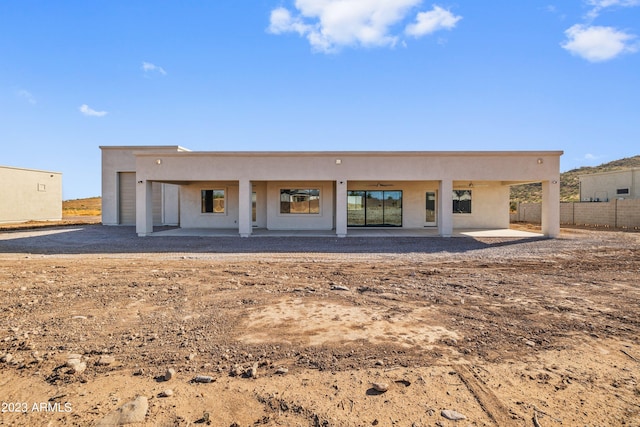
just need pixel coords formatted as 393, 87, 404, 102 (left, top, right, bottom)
579, 168, 640, 202
100, 146, 563, 237
0, 165, 62, 224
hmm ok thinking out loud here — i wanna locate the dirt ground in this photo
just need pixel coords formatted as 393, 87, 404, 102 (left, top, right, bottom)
0, 225, 639, 426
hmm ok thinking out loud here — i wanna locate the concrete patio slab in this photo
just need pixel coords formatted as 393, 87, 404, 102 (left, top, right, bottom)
150, 227, 543, 238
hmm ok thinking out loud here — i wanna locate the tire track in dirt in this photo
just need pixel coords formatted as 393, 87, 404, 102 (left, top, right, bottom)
456, 364, 518, 426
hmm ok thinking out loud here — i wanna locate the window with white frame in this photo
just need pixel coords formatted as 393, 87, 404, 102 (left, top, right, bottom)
201, 189, 225, 214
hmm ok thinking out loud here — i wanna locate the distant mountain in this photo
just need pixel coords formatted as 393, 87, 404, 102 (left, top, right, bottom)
510, 155, 640, 203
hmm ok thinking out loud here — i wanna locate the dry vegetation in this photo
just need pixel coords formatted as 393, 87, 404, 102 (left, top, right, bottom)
62, 197, 102, 217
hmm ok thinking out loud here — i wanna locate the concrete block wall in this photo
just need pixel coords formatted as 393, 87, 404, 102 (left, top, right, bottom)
512, 199, 640, 229
616, 199, 640, 228
511, 202, 541, 223
574, 201, 616, 227
560, 203, 574, 224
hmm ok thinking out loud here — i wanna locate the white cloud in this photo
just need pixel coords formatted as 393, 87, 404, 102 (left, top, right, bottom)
79, 104, 108, 117
584, 153, 598, 160
268, 1, 461, 53
142, 61, 167, 76
561, 24, 638, 61
17, 89, 36, 105
585, 0, 640, 20
405, 6, 461, 37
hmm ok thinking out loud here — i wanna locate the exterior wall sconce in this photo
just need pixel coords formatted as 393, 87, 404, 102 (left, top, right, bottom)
552, 180, 558, 184
335, 159, 342, 165
537, 158, 543, 164
137, 180, 144, 184
156, 159, 162, 165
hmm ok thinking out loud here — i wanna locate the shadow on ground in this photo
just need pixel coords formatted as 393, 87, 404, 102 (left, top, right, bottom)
0, 224, 548, 255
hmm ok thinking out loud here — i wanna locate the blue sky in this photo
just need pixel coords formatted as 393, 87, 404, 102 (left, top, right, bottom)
1, 1, 639, 199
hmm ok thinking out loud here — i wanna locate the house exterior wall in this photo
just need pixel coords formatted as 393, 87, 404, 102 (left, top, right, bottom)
100, 147, 563, 237
175, 180, 510, 231
0, 166, 62, 224
455, 185, 510, 229
180, 181, 239, 229
135, 151, 561, 183
162, 184, 180, 226
100, 146, 186, 225
579, 168, 640, 201
266, 181, 335, 230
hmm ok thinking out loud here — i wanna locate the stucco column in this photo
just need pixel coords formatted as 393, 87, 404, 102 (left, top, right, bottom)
238, 178, 252, 238
136, 180, 153, 237
542, 179, 560, 238
438, 180, 453, 237
335, 180, 347, 237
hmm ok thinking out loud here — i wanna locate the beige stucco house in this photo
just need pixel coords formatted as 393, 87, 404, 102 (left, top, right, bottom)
0, 165, 62, 224
579, 168, 640, 202
100, 146, 563, 237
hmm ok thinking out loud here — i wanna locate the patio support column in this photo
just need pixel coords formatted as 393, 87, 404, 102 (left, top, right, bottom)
238, 178, 252, 238
438, 180, 453, 237
542, 179, 560, 238
136, 180, 153, 237
335, 179, 347, 237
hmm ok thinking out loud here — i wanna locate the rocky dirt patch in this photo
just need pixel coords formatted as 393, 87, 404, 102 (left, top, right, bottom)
0, 226, 639, 426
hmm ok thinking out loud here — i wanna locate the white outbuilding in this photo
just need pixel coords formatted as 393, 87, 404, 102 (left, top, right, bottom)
0, 165, 62, 224
579, 168, 640, 202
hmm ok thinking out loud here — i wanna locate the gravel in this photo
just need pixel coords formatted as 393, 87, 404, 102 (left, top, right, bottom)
1, 224, 636, 262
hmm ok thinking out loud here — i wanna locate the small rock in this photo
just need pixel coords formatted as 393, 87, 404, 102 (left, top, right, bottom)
97, 355, 115, 366
164, 368, 176, 381
159, 389, 174, 398
275, 367, 289, 375
247, 362, 258, 378
374, 360, 384, 366
525, 340, 536, 347
1, 353, 13, 363
96, 395, 148, 426
67, 359, 87, 374
230, 364, 243, 377
66, 357, 81, 367
331, 285, 350, 291
66, 355, 85, 371
441, 409, 467, 420
372, 382, 389, 393
194, 375, 213, 383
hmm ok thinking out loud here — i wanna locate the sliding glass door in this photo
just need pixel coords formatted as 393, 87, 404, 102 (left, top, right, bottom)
347, 190, 402, 227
